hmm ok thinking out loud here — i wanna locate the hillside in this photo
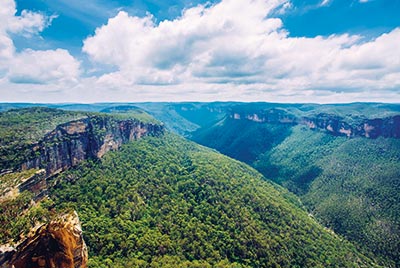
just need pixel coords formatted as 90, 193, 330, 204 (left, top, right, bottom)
188, 103, 400, 267
0, 107, 164, 267
0, 107, 380, 267
254, 126, 400, 265
51, 133, 378, 267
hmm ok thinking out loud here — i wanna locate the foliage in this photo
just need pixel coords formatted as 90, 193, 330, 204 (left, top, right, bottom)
1, 103, 398, 267
0, 191, 55, 244
187, 102, 400, 267
0, 107, 162, 171
51, 133, 378, 267
193, 117, 292, 164
255, 126, 400, 267
0, 107, 86, 170
99, 105, 161, 124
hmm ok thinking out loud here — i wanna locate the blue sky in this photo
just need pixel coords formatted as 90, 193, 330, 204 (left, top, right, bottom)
1, 0, 399, 102
14, 0, 216, 54
14, 0, 400, 54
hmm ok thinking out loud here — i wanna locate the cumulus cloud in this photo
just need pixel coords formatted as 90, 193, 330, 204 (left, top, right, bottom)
80, 0, 400, 102
83, 0, 288, 86
1, 0, 399, 103
0, 0, 54, 37
0, 0, 79, 86
8, 49, 81, 84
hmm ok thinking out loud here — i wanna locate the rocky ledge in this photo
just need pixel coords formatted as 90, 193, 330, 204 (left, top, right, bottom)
0, 212, 87, 268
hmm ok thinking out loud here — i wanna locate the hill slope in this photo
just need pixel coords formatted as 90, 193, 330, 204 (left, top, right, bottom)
254, 126, 400, 265
51, 133, 379, 267
0, 107, 380, 267
189, 103, 400, 267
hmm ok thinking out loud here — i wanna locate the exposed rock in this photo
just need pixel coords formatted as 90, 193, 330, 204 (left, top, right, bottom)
22, 116, 164, 176
300, 114, 353, 137
231, 108, 297, 125
14, 116, 163, 200
301, 114, 400, 138
230, 109, 400, 139
17, 169, 47, 201
0, 212, 87, 268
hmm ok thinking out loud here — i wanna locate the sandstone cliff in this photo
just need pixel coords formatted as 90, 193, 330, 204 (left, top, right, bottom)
0, 212, 87, 268
230, 109, 400, 138
16, 116, 163, 200
22, 116, 163, 176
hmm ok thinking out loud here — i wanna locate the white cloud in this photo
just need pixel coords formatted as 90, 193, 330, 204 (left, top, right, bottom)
80, 0, 400, 102
0, 0, 80, 86
0, 0, 399, 103
0, 35, 14, 61
0, 0, 54, 36
83, 0, 288, 85
8, 49, 81, 84
274, 2, 293, 14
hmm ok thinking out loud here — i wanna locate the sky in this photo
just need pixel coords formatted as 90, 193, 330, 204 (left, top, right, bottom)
0, 0, 399, 103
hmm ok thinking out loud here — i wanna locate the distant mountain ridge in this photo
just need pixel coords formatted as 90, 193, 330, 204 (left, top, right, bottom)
229, 109, 400, 138
1, 102, 399, 138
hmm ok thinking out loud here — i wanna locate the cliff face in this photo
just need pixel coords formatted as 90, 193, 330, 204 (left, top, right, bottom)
16, 116, 163, 200
22, 116, 164, 176
301, 114, 400, 138
230, 110, 400, 139
231, 108, 297, 124
0, 212, 87, 268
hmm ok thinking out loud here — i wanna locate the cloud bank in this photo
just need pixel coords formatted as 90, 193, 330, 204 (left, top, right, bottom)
1, 0, 400, 102
0, 0, 80, 86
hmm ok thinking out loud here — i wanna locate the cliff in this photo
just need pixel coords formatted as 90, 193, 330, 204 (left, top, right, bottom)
230, 109, 400, 139
300, 114, 400, 138
22, 116, 163, 175
0, 212, 87, 268
16, 116, 163, 200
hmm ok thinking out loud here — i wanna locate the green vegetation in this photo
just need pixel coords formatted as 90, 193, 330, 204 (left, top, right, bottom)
0, 190, 55, 244
0, 169, 58, 244
0, 107, 87, 170
193, 117, 292, 163
51, 133, 378, 267
0, 107, 161, 171
99, 105, 161, 124
0, 169, 38, 195
194, 119, 400, 267
254, 126, 400, 266
1, 103, 398, 267
134, 103, 203, 136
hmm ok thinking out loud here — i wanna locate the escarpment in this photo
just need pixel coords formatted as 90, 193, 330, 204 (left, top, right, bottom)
0, 212, 87, 268
14, 116, 163, 199
230, 109, 400, 138
22, 116, 164, 176
300, 114, 400, 138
